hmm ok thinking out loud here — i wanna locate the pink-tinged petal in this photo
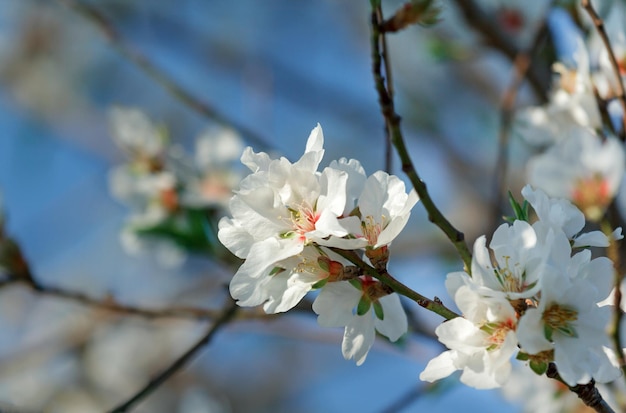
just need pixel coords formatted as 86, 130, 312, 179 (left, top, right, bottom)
309, 209, 349, 239
343, 311, 376, 366
374, 294, 408, 341
419, 350, 458, 383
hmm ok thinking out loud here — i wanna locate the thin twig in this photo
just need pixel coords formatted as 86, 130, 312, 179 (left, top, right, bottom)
330, 247, 459, 320
108, 300, 239, 413
546, 363, 615, 413
492, 21, 549, 230
581, 0, 626, 140
370, 1, 473, 272
379, 5, 394, 174
57, 0, 272, 150
22, 278, 220, 320
450, 0, 549, 101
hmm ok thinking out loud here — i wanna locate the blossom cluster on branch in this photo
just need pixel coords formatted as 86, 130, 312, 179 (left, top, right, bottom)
420, 185, 622, 388
218, 124, 418, 365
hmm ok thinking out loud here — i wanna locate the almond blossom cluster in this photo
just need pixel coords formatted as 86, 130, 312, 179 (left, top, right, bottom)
515, 4, 626, 222
218, 124, 417, 365
420, 185, 622, 389
108, 107, 244, 266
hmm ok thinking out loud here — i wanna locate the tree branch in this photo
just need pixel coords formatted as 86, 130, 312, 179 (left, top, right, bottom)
581, 0, 626, 140
449, 0, 549, 101
546, 363, 615, 413
370, 1, 473, 272
108, 300, 239, 413
57, 0, 272, 150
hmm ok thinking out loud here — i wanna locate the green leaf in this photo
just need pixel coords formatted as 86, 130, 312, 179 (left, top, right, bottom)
357, 295, 372, 316
516, 352, 530, 361
529, 360, 548, 375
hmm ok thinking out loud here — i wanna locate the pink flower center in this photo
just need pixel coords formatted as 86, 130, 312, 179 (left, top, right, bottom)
484, 318, 516, 349
287, 201, 320, 242
571, 175, 611, 221
362, 215, 383, 246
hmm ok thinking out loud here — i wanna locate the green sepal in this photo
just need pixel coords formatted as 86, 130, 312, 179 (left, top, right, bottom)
516, 352, 530, 361
269, 266, 285, 276
311, 278, 328, 290
349, 279, 362, 290
357, 295, 371, 316
529, 360, 548, 375
544, 324, 554, 342
373, 300, 384, 320
317, 257, 330, 272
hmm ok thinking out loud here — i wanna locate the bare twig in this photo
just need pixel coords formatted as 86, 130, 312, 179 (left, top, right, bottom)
108, 300, 239, 413
546, 363, 615, 413
57, 0, 272, 150
370, 1, 473, 272
450, 0, 549, 100
22, 278, 220, 320
581, 0, 626, 140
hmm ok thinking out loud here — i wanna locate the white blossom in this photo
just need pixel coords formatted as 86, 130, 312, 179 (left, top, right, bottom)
420, 287, 518, 389
313, 278, 407, 366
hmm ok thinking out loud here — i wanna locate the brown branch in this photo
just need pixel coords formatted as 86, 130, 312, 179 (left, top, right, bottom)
450, 0, 549, 101
546, 363, 615, 413
581, 0, 626, 140
56, 0, 272, 151
370, 2, 473, 272
108, 300, 239, 413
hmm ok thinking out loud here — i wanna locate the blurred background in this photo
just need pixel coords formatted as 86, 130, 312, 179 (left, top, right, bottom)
0, 0, 587, 412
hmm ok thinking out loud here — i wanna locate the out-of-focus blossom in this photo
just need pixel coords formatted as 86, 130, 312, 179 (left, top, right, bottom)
178, 126, 244, 209
527, 127, 625, 221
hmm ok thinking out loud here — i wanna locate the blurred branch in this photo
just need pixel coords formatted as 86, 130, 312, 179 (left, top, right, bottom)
108, 299, 239, 413
449, 0, 549, 101
370, 1, 473, 272
581, 0, 626, 140
492, 19, 549, 230
546, 363, 615, 413
24, 278, 221, 320
57, 0, 272, 150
